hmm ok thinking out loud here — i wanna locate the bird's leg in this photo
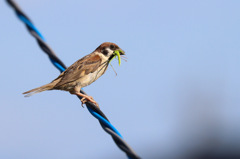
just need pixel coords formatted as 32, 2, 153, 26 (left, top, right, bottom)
70, 86, 99, 108
72, 91, 99, 108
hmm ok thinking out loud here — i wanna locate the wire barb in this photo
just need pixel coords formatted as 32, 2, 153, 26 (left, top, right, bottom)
6, 0, 140, 159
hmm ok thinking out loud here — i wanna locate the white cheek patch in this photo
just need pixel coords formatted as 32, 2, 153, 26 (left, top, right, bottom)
96, 48, 114, 62
96, 52, 109, 61
106, 48, 114, 56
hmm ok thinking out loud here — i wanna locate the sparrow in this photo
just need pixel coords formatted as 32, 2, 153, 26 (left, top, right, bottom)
23, 42, 125, 106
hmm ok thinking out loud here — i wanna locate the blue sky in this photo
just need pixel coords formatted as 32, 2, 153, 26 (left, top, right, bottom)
1, 0, 240, 158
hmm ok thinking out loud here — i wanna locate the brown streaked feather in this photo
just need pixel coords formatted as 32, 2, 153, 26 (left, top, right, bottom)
93, 60, 109, 81
54, 54, 102, 88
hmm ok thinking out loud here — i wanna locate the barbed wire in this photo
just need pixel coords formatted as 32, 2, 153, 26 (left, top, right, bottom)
6, 0, 140, 159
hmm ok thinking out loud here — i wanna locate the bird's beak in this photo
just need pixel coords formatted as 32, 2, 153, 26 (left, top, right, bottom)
110, 49, 126, 66
118, 49, 125, 55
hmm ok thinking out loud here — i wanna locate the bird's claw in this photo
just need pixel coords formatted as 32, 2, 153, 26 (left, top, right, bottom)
80, 97, 87, 107
80, 96, 99, 108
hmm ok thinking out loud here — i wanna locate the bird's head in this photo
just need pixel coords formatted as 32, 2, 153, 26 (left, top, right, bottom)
95, 42, 125, 64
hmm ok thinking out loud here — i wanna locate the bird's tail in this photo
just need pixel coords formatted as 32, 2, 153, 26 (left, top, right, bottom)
23, 83, 55, 97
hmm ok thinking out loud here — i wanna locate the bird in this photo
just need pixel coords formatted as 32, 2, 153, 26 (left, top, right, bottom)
23, 42, 125, 107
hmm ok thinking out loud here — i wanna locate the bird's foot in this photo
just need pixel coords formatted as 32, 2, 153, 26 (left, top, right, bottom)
80, 96, 99, 108
80, 97, 87, 107
72, 91, 99, 108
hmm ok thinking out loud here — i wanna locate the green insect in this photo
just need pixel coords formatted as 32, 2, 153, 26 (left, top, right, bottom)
110, 50, 122, 66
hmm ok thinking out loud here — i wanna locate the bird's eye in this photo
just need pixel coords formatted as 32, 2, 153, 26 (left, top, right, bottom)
110, 45, 116, 50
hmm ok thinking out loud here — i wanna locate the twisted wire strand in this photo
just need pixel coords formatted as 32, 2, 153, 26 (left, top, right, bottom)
6, 0, 140, 159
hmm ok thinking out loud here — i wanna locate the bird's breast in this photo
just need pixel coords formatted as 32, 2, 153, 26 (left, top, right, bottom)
80, 64, 108, 87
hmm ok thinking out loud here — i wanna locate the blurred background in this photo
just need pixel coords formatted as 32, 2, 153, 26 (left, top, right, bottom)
1, 0, 240, 159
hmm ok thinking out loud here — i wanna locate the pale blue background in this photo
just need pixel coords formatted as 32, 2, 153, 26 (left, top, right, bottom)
1, 0, 240, 158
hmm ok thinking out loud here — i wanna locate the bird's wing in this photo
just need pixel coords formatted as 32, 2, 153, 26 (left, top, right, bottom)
54, 54, 102, 87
